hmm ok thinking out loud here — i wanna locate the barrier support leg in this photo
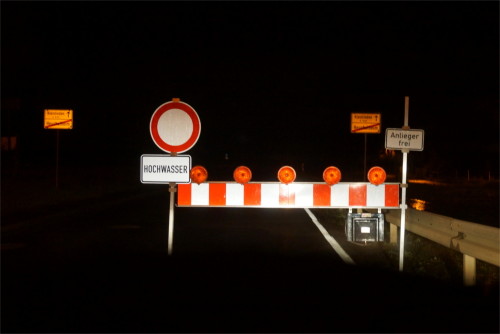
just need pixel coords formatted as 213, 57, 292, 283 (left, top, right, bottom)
463, 254, 476, 286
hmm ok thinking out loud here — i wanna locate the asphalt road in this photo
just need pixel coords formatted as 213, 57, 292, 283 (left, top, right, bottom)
2, 188, 498, 333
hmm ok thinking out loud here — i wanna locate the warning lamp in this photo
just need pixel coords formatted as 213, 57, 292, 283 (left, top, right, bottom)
323, 166, 342, 185
233, 166, 252, 184
190, 165, 208, 184
367, 166, 386, 185
277, 166, 296, 184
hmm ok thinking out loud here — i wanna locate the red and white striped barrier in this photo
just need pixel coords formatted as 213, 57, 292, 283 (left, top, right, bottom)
178, 182, 400, 208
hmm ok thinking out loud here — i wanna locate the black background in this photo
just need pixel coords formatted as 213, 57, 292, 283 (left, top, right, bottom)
2, 1, 498, 181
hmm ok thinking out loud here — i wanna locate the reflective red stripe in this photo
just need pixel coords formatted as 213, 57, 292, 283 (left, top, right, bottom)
349, 184, 367, 206
178, 184, 191, 205
244, 183, 261, 205
313, 184, 330, 206
209, 183, 226, 206
385, 184, 399, 207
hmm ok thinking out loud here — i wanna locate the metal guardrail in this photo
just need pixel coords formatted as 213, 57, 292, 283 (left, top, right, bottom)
384, 208, 500, 285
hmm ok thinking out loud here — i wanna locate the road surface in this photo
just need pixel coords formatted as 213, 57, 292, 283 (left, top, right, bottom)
2, 188, 498, 332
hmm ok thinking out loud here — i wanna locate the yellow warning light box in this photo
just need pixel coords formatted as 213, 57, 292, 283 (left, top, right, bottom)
44, 109, 73, 129
351, 113, 381, 134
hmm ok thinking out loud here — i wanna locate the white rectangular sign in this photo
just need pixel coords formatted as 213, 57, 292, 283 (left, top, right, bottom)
141, 154, 191, 184
385, 128, 424, 151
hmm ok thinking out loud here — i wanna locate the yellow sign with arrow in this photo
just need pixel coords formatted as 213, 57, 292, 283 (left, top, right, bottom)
44, 109, 73, 129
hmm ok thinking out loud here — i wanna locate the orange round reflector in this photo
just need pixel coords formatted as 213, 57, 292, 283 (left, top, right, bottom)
190, 165, 208, 184
277, 166, 296, 184
367, 166, 386, 185
323, 166, 342, 185
233, 166, 252, 184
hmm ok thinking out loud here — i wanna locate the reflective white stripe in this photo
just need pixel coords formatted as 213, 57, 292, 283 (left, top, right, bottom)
192, 183, 209, 205
226, 183, 244, 206
294, 183, 313, 207
304, 208, 356, 265
367, 184, 385, 207
331, 183, 349, 206
261, 184, 279, 206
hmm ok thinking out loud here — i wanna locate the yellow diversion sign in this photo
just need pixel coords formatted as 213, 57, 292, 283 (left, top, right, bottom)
44, 109, 73, 129
351, 113, 381, 134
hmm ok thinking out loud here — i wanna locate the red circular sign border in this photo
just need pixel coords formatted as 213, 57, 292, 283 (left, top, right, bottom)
150, 101, 201, 153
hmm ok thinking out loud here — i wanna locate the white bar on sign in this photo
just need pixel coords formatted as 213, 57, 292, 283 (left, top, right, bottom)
191, 183, 209, 205
361, 226, 371, 233
226, 183, 244, 206
367, 184, 385, 207
331, 183, 349, 206
141, 155, 191, 183
293, 183, 314, 207
261, 184, 280, 206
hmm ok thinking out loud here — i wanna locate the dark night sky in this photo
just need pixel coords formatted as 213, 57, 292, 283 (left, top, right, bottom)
1, 1, 499, 181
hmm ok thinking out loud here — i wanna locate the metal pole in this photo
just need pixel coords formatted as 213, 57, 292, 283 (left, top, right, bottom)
364, 133, 367, 179
399, 96, 410, 271
168, 182, 176, 255
56, 129, 60, 188
399, 152, 408, 271
168, 152, 178, 255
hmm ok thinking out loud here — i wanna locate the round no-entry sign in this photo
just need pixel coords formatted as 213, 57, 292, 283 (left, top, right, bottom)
150, 100, 201, 153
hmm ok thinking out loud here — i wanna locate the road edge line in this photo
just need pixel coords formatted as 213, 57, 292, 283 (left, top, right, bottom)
304, 208, 356, 265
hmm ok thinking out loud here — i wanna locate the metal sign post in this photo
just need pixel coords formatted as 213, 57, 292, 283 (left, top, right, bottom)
364, 133, 367, 178
168, 182, 176, 255
56, 130, 60, 188
168, 154, 177, 255
399, 96, 410, 271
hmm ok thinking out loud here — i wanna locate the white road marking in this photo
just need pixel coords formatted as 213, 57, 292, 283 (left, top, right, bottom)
304, 208, 356, 265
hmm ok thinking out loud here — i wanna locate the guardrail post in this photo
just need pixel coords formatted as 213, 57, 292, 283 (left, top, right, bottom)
390, 223, 398, 244
463, 254, 476, 286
